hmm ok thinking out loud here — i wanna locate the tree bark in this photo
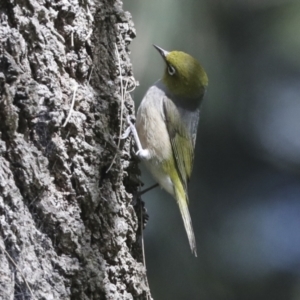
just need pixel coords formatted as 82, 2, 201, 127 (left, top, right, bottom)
0, 0, 150, 299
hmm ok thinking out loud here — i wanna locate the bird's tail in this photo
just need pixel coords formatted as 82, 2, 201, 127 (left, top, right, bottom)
173, 177, 197, 257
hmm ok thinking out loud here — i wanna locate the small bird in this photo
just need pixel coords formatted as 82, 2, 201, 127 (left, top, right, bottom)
129, 45, 208, 256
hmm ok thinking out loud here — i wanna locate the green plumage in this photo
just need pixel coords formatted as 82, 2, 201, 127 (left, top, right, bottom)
135, 45, 208, 256
163, 98, 194, 188
163, 51, 208, 99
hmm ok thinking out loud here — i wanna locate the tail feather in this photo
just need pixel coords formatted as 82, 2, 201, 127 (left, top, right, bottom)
174, 182, 197, 257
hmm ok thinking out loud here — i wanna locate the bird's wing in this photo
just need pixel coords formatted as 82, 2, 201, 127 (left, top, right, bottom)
163, 97, 196, 191
177, 106, 200, 149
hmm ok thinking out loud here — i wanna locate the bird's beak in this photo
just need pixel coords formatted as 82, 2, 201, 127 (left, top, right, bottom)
153, 44, 169, 60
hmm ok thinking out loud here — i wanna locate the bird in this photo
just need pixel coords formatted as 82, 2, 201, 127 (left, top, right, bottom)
128, 45, 208, 256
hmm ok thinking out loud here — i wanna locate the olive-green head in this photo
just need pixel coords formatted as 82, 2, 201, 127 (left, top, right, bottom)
153, 45, 208, 99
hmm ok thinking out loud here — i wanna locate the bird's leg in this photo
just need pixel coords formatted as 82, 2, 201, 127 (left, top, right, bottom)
122, 116, 150, 160
123, 116, 157, 195
138, 183, 159, 196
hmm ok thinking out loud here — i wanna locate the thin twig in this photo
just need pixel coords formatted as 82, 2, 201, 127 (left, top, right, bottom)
70, 30, 74, 48
139, 194, 151, 300
126, 76, 137, 93
106, 45, 138, 173
85, 29, 93, 41
117, 78, 129, 149
63, 84, 78, 127
0, 244, 36, 300
106, 43, 127, 173
88, 65, 94, 84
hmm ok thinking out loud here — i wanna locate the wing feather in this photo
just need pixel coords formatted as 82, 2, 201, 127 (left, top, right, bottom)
163, 98, 196, 192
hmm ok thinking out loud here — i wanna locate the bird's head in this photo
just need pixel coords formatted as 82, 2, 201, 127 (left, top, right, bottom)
154, 45, 208, 100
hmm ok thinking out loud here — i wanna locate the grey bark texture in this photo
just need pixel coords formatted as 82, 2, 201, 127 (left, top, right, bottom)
0, 0, 151, 299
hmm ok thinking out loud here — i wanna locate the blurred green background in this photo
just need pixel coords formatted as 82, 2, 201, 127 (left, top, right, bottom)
124, 0, 300, 299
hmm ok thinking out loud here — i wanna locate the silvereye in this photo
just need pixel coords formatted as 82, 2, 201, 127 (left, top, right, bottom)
129, 45, 208, 256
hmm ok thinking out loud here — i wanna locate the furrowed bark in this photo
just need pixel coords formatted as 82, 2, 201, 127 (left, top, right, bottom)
0, 0, 150, 299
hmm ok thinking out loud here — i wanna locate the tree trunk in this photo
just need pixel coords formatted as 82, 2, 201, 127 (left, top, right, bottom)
0, 0, 150, 299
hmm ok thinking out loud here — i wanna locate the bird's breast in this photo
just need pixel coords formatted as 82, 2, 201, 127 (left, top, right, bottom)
136, 85, 172, 162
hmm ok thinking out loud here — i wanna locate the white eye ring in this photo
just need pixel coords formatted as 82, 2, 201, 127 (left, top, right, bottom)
167, 65, 176, 76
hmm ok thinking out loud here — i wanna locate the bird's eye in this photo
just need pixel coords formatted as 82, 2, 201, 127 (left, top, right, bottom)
167, 65, 176, 76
